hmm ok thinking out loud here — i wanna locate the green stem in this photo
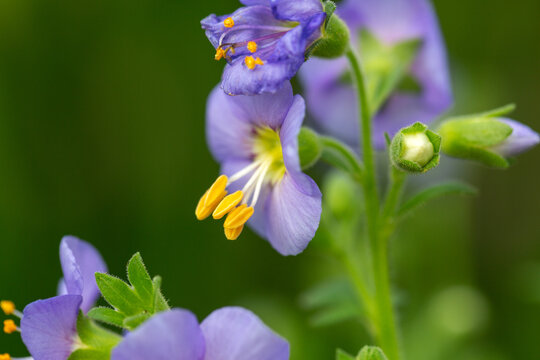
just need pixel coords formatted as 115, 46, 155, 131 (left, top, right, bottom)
346, 48, 401, 360
381, 167, 407, 227
320, 136, 364, 182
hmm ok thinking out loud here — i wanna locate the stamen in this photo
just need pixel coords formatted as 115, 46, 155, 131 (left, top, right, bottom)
247, 41, 258, 53
0, 354, 10, 360
224, 225, 244, 240
244, 56, 264, 70
223, 17, 235, 28
215, 48, 226, 61
250, 160, 271, 207
224, 204, 254, 229
0, 301, 14, 316
213, 191, 244, 220
204, 175, 228, 208
196, 189, 227, 220
3, 320, 17, 334
228, 159, 264, 183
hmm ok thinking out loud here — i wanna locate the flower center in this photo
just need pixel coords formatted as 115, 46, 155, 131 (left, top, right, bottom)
195, 127, 285, 240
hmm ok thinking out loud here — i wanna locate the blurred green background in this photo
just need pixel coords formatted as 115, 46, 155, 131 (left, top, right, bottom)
0, 0, 539, 358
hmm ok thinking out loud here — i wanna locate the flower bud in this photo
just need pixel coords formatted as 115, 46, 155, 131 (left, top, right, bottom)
309, 2, 350, 59
390, 122, 441, 174
438, 113, 539, 168
358, 346, 388, 360
298, 127, 322, 170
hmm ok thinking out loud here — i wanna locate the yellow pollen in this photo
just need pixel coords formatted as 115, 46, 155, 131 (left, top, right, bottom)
215, 48, 226, 61
213, 191, 244, 220
196, 189, 228, 221
3, 320, 17, 334
0, 353, 11, 360
0, 301, 14, 316
225, 225, 244, 240
247, 41, 258, 53
224, 204, 255, 229
224, 17, 235, 28
244, 56, 264, 70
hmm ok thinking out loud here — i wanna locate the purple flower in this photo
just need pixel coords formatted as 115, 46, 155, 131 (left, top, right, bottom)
491, 118, 540, 157
299, 0, 453, 149
195, 82, 322, 256
201, 0, 326, 95
2, 236, 107, 360
111, 307, 289, 360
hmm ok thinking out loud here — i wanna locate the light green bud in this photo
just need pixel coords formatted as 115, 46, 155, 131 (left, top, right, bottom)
390, 122, 441, 174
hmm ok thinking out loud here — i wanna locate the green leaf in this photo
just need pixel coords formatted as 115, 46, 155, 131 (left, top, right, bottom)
360, 29, 422, 114
77, 313, 121, 350
337, 349, 356, 360
127, 252, 154, 308
477, 103, 516, 118
87, 307, 126, 328
152, 276, 170, 312
301, 278, 363, 327
68, 349, 110, 360
397, 182, 478, 218
95, 273, 144, 316
123, 312, 151, 330
357, 346, 388, 360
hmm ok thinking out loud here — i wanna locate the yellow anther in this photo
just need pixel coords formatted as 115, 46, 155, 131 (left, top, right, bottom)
215, 48, 226, 61
3, 320, 17, 334
247, 41, 258, 53
225, 225, 244, 240
213, 191, 244, 219
204, 175, 228, 208
196, 189, 228, 221
224, 204, 255, 229
244, 56, 264, 70
0, 353, 11, 360
0, 301, 14, 316
224, 17, 235, 28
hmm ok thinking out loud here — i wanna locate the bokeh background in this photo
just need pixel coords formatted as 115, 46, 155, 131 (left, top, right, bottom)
1, 0, 539, 358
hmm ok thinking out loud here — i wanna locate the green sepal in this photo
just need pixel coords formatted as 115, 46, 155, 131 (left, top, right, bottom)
357, 346, 388, 360
87, 307, 126, 328
123, 312, 151, 331
68, 349, 110, 360
360, 30, 422, 115
77, 313, 121, 349
390, 122, 441, 174
397, 181, 478, 219
298, 127, 323, 170
152, 276, 170, 312
309, 13, 350, 59
438, 116, 512, 168
336, 349, 356, 360
323, 1, 336, 28
95, 273, 145, 316
127, 252, 154, 308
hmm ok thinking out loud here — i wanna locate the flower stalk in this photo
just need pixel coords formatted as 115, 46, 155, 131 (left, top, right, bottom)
346, 48, 401, 360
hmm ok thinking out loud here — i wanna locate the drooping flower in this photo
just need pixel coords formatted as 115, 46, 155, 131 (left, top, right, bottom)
195, 82, 322, 256
201, 0, 326, 95
299, 0, 453, 149
1, 236, 107, 360
111, 307, 289, 360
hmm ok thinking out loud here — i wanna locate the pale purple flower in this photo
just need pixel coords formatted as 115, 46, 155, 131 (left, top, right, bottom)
196, 82, 322, 256
201, 0, 326, 95
111, 307, 289, 360
6, 236, 107, 360
299, 0, 453, 149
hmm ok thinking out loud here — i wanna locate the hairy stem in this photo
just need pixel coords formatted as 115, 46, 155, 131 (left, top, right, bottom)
346, 48, 401, 360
